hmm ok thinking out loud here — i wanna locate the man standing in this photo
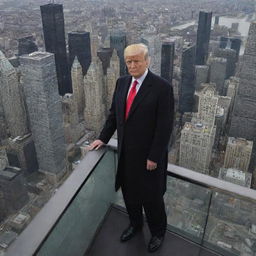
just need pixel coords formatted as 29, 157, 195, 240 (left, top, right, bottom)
90, 43, 174, 252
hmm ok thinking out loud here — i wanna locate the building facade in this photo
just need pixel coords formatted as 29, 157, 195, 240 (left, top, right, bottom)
180, 44, 196, 113
179, 122, 216, 174
224, 137, 253, 172
20, 52, 66, 175
40, 3, 71, 96
161, 41, 175, 83
195, 11, 212, 65
229, 22, 256, 168
68, 31, 91, 76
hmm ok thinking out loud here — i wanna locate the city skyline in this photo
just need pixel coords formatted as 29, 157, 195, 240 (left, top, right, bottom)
0, 0, 256, 255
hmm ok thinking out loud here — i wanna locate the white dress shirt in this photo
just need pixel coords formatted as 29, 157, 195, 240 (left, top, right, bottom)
127, 69, 148, 98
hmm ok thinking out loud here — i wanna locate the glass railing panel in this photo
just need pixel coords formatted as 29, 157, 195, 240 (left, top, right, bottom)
203, 190, 256, 256
36, 149, 116, 256
165, 176, 212, 244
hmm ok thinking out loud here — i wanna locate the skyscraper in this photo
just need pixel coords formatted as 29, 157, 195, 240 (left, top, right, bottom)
180, 44, 196, 113
224, 137, 253, 172
161, 41, 175, 83
84, 57, 105, 134
110, 31, 126, 76
214, 16, 220, 25
40, 3, 72, 96
194, 65, 209, 90
106, 50, 120, 112
229, 22, 256, 168
179, 122, 216, 174
18, 36, 38, 56
0, 51, 28, 138
68, 31, 91, 76
230, 38, 242, 61
71, 57, 85, 120
213, 48, 237, 79
97, 48, 113, 75
196, 83, 218, 127
20, 52, 66, 175
208, 57, 227, 95
195, 11, 212, 65
219, 37, 242, 61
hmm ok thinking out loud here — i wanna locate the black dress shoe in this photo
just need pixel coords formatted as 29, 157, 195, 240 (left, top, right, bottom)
120, 225, 141, 242
148, 236, 164, 252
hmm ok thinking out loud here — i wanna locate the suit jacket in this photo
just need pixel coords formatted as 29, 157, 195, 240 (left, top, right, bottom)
99, 70, 174, 202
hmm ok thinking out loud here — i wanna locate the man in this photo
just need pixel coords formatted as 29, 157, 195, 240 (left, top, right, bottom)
90, 43, 174, 252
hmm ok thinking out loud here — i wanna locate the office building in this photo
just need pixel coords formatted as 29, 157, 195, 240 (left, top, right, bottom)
18, 36, 38, 56
196, 11, 212, 65
195, 83, 218, 127
179, 122, 216, 174
106, 50, 120, 111
110, 31, 126, 76
84, 57, 106, 134
20, 52, 66, 175
194, 65, 209, 90
71, 57, 85, 120
213, 48, 237, 79
97, 47, 113, 75
180, 44, 196, 113
219, 37, 241, 61
229, 22, 256, 168
68, 31, 91, 76
0, 51, 28, 138
40, 3, 71, 95
218, 168, 252, 188
161, 41, 175, 83
224, 137, 253, 172
208, 57, 227, 95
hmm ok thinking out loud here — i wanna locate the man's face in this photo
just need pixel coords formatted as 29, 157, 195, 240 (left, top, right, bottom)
125, 52, 149, 78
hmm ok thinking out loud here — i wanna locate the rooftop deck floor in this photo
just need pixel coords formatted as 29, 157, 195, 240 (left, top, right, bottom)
86, 206, 221, 256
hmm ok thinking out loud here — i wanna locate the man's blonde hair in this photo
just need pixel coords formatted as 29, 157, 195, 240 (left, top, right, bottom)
124, 43, 149, 60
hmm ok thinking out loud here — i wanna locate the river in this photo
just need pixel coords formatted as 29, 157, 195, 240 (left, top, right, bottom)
171, 16, 251, 36
171, 15, 253, 54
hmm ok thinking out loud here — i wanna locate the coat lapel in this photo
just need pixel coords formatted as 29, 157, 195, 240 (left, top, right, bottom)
126, 71, 153, 120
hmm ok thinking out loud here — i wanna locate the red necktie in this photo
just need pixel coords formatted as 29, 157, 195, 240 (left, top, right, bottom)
125, 80, 138, 120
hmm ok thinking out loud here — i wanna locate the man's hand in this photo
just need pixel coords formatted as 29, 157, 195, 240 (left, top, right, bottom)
89, 140, 105, 151
147, 159, 157, 171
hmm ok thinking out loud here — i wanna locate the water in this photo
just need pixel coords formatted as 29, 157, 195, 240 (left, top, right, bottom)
216, 16, 251, 37
172, 16, 251, 35
171, 16, 253, 54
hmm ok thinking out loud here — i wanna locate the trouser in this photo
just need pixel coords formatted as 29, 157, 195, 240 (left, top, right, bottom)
121, 187, 167, 237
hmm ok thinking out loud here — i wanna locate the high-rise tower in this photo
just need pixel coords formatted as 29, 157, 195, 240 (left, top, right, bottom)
40, 3, 72, 96
180, 44, 196, 113
0, 51, 28, 138
224, 137, 253, 172
213, 48, 237, 79
110, 31, 126, 76
161, 41, 175, 83
229, 22, 256, 168
20, 52, 66, 175
195, 11, 212, 65
219, 37, 242, 61
97, 48, 113, 75
68, 31, 91, 76
18, 36, 38, 56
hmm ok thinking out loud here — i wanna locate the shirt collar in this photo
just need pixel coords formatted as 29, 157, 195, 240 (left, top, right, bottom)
131, 69, 148, 86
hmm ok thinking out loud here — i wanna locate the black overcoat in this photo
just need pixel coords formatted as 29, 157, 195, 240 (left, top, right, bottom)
99, 70, 174, 203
